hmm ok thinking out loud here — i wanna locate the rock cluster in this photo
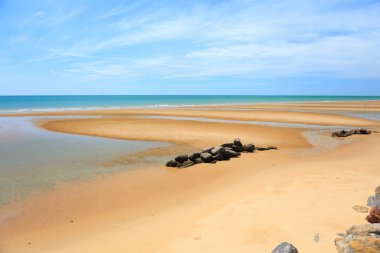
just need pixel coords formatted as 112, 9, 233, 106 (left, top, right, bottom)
367, 185, 380, 223
165, 138, 277, 168
271, 242, 298, 253
335, 224, 380, 253
335, 185, 380, 253
331, 128, 372, 138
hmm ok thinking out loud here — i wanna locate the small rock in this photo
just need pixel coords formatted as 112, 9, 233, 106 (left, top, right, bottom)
223, 150, 240, 158
352, 205, 369, 213
359, 128, 371, 134
194, 158, 203, 164
366, 206, 380, 223
188, 152, 200, 161
200, 152, 214, 163
271, 242, 298, 253
202, 147, 214, 154
211, 146, 225, 155
213, 153, 224, 161
175, 155, 188, 163
234, 138, 243, 147
243, 144, 255, 152
232, 145, 243, 152
180, 160, 194, 168
166, 160, 180, 167
221, 142, 234, 148
314, 233, 320, 243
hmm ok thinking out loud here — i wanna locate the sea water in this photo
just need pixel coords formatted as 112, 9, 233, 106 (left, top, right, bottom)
0, 117, 168, 205
1, 95, 380, 112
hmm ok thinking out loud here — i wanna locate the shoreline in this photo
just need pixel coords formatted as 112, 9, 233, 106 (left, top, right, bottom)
0, 101, 379, 253
1, 99, 380, 115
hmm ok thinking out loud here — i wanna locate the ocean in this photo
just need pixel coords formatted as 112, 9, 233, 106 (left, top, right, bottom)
1, 95, 380, 112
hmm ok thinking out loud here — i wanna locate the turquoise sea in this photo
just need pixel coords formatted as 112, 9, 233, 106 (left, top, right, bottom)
1, 95, 380, 112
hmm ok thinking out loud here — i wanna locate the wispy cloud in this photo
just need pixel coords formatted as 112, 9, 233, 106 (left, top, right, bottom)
1, 0, 380, 93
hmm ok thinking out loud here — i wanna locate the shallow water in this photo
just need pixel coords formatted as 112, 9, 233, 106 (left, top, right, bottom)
0, 117, 167, 205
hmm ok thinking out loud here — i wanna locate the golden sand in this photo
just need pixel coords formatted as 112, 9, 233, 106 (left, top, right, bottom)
0, 101, 379, 253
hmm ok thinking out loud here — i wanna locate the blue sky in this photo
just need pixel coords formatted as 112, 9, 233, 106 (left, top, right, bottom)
0, 0, 379, 95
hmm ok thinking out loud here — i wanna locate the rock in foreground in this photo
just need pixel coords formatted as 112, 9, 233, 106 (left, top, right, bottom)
271, 242, 298, 253
366, 206, 380, 224
335, 224, 380, 253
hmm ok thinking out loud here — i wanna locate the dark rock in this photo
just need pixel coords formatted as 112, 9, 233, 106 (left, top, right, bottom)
180, 160, 194, 168
243, 144, 255, 152
211, 146, 225, 155
234, 138, 243, 147
194, 158, 203, 164
202, 147, 214, 154
332, 128, 372, 138
367, 207, 380, 224
213, 153, 224, 161
200, 152, 214, 163
221, 142, 234, 148
223, 150, 240, 158
232, 145, 243, 152
271, 242, 298, 253
166, 160, 180, 167
359, 128, 371, 134
335, 224, 380, 253
175, 155, 188, 163
188, 152, 201, 161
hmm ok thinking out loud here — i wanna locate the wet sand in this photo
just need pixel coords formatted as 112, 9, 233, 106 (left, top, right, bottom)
0, 101, 379, 253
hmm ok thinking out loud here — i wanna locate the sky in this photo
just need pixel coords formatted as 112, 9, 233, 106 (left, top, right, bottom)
0, 0, 380, 95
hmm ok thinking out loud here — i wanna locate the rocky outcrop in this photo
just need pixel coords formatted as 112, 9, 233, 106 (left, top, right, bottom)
271, 242, 298, 253
165, 138, 277, 169
331, 128, 372, 138
335, 224, 380, 253
334, 185, 380, 253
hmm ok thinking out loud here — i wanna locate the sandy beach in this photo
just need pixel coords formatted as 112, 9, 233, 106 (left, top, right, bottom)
0, 101, 379, 253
